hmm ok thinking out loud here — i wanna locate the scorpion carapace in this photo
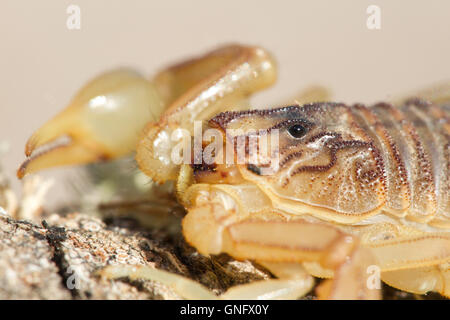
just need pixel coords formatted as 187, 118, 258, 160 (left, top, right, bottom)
208, 101, 450, 227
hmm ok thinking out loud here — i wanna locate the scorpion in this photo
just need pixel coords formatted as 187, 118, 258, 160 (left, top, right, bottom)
18, 44, 450, 299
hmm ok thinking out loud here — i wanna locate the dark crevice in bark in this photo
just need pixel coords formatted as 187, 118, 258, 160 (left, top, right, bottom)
41, 220, 80, 299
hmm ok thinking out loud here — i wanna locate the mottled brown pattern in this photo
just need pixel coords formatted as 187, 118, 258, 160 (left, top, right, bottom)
351, 103, 410, 213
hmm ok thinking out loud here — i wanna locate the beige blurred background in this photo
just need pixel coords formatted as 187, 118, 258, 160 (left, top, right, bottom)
1, 0, 449, 206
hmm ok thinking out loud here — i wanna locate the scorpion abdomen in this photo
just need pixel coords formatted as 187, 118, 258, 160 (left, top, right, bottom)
351, 100, 449, 227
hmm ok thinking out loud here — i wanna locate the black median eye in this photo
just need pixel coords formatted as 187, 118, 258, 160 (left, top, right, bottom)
287, 124, 307, 139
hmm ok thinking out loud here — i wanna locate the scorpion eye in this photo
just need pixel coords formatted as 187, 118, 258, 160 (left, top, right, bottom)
287, 124, 307, 139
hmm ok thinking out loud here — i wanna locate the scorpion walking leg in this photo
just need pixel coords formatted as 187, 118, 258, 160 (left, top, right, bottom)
136, 44, 277, 183
99, 203, 314, 300
99, 265, 218, 300
282, 86, 332, 106
99, 188, 380, 299
364, 233, 450, 297
218, 262, 314, 300
99, 261, 314, 300
179, 188, 380, 300
212, 218, 380, 299
381, 265, 450, 297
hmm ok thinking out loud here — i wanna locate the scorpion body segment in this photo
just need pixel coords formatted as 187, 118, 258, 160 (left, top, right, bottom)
359, 101, 449, 227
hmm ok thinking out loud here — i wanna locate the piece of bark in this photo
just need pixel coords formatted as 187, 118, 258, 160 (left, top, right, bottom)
0, 211, 272, 300
0, 210, 445, 300
0, 214, 70, 299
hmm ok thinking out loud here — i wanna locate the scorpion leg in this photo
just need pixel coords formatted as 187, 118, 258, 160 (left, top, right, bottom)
282, 86, 332, 105
302, 226, 450, 297
99, 265, 218, 300
392, 81, 450, 105
99, 184, 379, 300
363, 233, 450, 297
217, 219, 379, 299
99, 261, 314, 300
218, 262, 314, 300
180, 196, 380, 300
381, 264, 450, 297
136, 44, 277, 183
99, 212, 377, 299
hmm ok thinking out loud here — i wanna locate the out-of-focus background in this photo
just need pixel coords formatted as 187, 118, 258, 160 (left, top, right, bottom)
1, 0, 449, 207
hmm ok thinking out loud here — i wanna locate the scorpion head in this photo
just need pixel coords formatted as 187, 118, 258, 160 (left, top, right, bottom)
209, 103, 386, 219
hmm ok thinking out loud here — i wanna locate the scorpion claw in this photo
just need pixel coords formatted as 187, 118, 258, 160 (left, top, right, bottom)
18, 69, 164, 178
18, 107, 103, 178
18, 133, 103, 179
